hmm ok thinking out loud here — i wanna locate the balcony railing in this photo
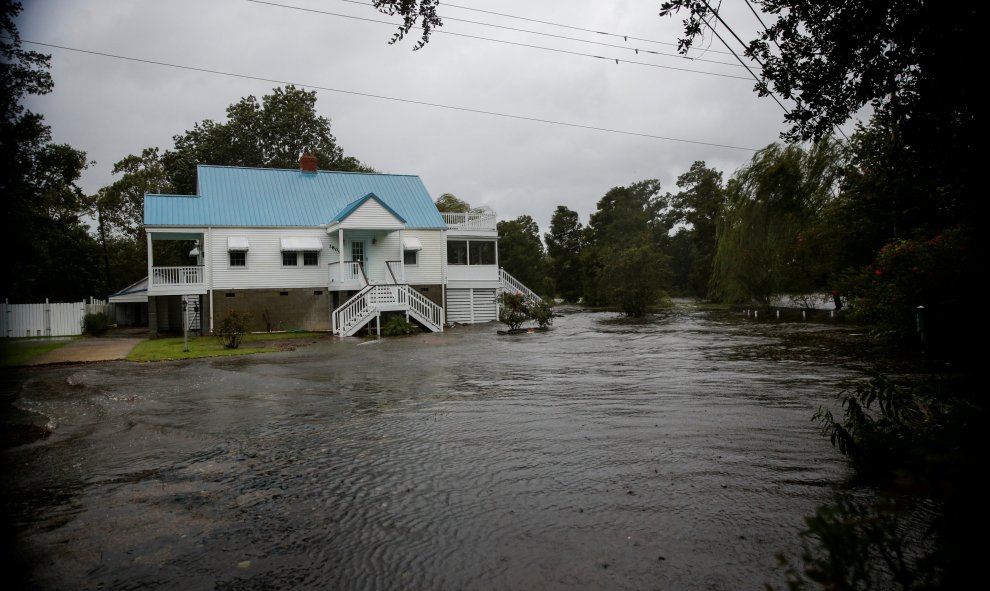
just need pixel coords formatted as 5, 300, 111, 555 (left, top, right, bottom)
151, 266, 204, 288
442, 211, 497, 231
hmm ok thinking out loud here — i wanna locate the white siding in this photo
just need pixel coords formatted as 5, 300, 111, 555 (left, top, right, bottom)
447, 264, 500, 284
403, 229, 443, 285
209, 228, 329, 290
338, 200, 405, 229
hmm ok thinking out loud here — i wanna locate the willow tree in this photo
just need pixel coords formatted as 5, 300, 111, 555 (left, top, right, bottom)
711, 140, 844, 307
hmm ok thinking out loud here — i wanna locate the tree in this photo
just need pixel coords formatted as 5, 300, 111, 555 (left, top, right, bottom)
434, 192, 471, 213
161, 85, 373, 195
2, 1, 102, 301
581, 180, 670, 315
710, 140, 844, 307
665, 162, 725, 298
371, 0, 442, 50
90, 148, 173, 292
598, 244, 670, 317
496, 215, 550, 298
659, 0, 980, 239
544, 206, 584, 303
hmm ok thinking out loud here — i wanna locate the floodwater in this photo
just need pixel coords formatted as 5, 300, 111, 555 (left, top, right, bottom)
1, 306, 883, 590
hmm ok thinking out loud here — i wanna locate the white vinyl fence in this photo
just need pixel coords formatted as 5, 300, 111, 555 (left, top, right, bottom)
1, 298, 109, 338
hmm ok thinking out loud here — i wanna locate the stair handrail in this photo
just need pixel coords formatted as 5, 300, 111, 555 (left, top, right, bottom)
499, 268, 543, 304
401, 285, 444, 332
332, 283, 374, 335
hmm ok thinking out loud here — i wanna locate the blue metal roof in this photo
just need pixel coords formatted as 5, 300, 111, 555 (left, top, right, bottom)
144, 165, 446, 229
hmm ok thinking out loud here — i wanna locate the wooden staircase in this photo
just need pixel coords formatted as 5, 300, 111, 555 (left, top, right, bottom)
332, 284, 444, 337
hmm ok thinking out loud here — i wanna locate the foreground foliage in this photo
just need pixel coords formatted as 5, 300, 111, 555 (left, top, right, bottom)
777, 374, 985, 590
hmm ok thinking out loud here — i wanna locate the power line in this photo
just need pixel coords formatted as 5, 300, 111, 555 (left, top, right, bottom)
427, 0, 737, 56
245, 1, 751, 80
701, 0, 849, 140
21, 39, 763, 152
328, 0, 744, 67
693, 1, 790, 114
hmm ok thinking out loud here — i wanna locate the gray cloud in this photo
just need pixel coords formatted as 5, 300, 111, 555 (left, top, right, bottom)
18, 0, 857, 232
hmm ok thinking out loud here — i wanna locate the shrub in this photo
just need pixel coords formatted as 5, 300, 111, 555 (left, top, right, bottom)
214, 309, 252, 349
83, 312, 111, 336
498, 292, 555, 331
498, 292, 530, 331
382, 315, 416, 337
528, 298, 554, 328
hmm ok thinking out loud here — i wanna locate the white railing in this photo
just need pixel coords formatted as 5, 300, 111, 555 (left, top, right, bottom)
151, 266, 204, 288
442, 211, 498, 231
402, 285, 444, 331
386, 260, 403, 283
499, 268, 543, 304
332, 285, 374, 336
331, 284, 443, 336
329, 261, 366, 284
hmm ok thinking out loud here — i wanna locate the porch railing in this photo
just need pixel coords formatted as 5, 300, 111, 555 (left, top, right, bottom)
442, 211, 497, 231
151, 266, 204, 288
328, 260, 367, 284
385, 260, 402, 283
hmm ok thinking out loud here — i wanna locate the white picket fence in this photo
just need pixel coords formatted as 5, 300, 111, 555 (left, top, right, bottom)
1, 298, 110, 338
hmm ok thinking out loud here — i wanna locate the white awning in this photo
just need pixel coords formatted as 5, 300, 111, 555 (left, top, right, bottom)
227, 237, 249, 251
403, 236, 422, 251
280, 237, 324, 251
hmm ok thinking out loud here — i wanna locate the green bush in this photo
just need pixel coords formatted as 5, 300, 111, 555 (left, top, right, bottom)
214, 309, 252, 349
83, 312, 111, 336
528, 298, 554, 328
498, 292, 555, 331
382, 315, 416, 337
498, 292, 529, 331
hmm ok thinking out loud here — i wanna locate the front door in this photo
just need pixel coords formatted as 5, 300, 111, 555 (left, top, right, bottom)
351, 240, 367, 280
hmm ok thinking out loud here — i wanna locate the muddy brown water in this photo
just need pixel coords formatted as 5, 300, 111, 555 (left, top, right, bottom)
1, 307, 885, 590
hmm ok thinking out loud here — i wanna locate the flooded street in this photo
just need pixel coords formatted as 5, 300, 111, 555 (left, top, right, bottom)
2, 307, 880, 590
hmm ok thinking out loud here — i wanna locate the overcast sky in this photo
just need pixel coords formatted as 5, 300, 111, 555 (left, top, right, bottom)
17, 0, 862, 233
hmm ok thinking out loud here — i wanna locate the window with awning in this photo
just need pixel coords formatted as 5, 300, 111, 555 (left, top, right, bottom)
280, 237, 323, 251
227, 237, 250, 251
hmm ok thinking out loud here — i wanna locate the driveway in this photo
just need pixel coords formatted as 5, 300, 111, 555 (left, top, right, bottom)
22, 327, 147, 366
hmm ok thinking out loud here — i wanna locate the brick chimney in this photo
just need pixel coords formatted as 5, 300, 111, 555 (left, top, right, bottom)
299, 152, 318, 173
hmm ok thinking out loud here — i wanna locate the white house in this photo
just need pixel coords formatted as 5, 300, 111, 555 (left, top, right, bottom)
140, 155, 540, 337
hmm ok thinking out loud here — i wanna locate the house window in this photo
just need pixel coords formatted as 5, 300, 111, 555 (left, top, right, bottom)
448, 240, 495, 265
303, 251, 319, 266
404, 249, 418, 265
470, 241, 496, 265
229, 251, 246, 267
283, 251, 298, 266
447, 240, 468, 265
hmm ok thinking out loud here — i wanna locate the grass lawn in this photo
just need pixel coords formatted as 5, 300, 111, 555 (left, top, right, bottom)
127, 331, 330, 362
0, 338, 77, 367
